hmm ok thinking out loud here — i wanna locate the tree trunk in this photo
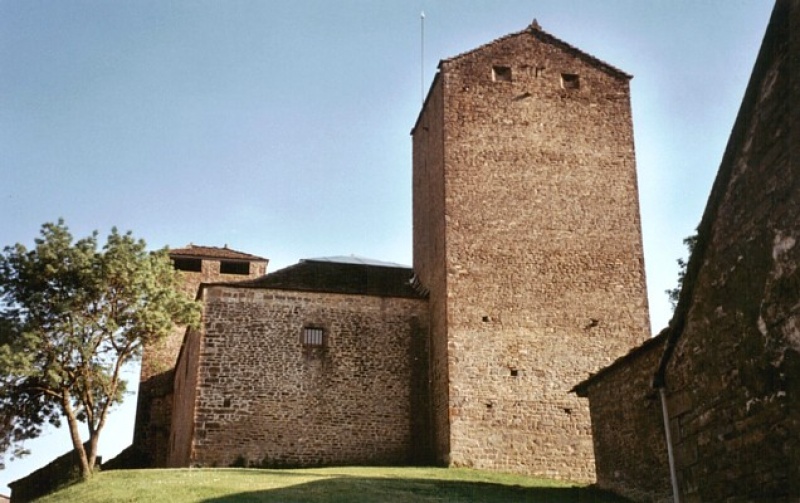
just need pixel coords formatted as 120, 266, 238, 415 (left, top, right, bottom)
62, 392, 92, 480
87, 429, 100, 472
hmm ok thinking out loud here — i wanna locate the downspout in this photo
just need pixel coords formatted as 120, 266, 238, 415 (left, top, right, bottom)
653, 319, 684, 503
651, 3, 784, 502
658, 387, 681, 503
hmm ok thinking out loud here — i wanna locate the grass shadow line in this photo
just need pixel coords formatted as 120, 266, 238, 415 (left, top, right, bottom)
200, 475, 630, 502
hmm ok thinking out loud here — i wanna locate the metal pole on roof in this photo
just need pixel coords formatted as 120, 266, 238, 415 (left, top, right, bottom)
421, 11, 425, 105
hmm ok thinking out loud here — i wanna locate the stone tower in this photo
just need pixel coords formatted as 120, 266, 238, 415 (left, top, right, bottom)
130, 245, 267, 467
412, 22, 651, 481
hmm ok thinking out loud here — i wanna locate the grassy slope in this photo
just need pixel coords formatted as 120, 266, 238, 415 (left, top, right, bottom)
37, 466, 629, 502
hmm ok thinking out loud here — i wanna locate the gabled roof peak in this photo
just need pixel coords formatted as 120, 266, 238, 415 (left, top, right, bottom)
441, 20, 631, 80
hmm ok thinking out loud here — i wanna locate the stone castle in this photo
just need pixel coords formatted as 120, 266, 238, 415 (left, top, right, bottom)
124, 19, 651, 484
114, 2, 798, 502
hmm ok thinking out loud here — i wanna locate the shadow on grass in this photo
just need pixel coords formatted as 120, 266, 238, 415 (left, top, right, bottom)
200, 475, 630, 503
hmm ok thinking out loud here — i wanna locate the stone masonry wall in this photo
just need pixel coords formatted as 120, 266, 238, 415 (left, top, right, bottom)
134, 257, 266, 467
8, 442, 98, 503
171, 286, 429, 468
576, 3, 799, 501
140, 258, 267, 383
412, 74, 451, 463
575, 336, 672, 502
168, 323, 203, 467
661, 2, 800, 500
414, 26, 651, 482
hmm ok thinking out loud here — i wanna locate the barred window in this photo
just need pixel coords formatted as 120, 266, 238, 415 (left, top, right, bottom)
302, 327, 325, 347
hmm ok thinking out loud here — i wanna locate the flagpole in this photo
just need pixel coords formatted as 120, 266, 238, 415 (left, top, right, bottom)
421, 11, 426, 104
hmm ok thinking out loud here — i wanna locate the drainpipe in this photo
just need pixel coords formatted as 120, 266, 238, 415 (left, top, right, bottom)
658, 387, 681, 503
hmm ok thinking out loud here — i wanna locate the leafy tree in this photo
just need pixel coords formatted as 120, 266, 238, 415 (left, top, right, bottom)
665, 232, 698, 310
0, 221, 200, 479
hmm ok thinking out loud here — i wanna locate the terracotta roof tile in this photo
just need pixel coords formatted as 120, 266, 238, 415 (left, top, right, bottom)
169, 244, 267, 262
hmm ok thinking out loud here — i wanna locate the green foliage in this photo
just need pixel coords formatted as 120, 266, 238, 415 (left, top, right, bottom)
0, 220, 200, 476
666, 232, 698, 311
35, 467, 631, 502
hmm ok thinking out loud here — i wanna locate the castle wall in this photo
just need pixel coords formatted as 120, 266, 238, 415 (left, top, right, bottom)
414, 27, 651, 482
134, 255, 266, 467
172, 285, 429, 468
575, 336, 671, 501
578, 2, 800, 501
8, 442, 98, 503
167, 324, 202, 467
140, 258, 268, 383
661, 2, 800, 500
412, 75, 451, 463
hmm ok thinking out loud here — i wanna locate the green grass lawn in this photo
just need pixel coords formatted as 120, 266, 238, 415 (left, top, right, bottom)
36, 466, 629, 502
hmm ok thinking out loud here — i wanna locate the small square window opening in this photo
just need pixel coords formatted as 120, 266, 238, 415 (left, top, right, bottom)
493, 66, 512, 82
561, 73, 580, 89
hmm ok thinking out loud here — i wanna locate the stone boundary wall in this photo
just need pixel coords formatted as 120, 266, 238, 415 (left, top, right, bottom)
577, 2, 800, 501
574, 335, 671, 502
8, 444, 98, 503
660, 1, 800, 500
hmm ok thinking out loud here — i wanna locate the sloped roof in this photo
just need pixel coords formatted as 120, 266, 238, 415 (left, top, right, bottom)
443, 20, 631, 80
169, 244, 267, 262
205, 258, 424, 299
571, 329, 667, 396
307, 255, 409, 268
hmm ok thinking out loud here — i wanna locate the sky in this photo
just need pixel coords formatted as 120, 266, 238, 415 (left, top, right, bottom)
0, 0, 775, 494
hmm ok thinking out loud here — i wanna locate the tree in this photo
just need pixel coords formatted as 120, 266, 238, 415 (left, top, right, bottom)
665, 232, 698, 310
0, 221, 200, 479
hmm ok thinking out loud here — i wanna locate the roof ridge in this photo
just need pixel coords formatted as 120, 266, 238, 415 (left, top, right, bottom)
169, 244, 268, 261
304, 255, 410, 268
202, 259, 423, 299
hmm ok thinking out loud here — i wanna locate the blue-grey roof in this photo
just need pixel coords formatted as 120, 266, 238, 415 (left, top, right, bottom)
305, 255, 409, 268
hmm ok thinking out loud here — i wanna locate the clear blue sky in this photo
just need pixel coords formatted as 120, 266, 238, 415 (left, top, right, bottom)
0, 0, 774, 493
